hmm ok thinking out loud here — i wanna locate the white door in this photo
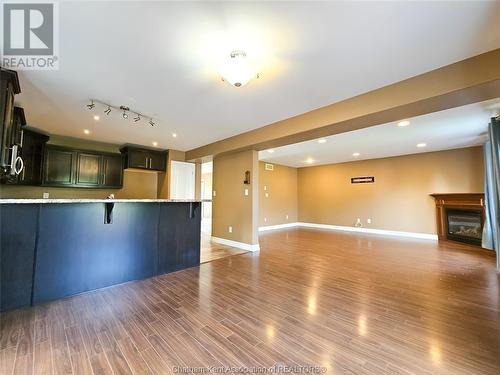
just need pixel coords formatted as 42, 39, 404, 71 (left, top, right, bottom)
170, 161, 196, 199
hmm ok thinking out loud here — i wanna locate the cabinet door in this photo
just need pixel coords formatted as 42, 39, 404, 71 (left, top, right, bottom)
43, 147, 76, 186
76, 153, 102, 186
128, 149, 149, 169
102, 154, 123, 187
149, 151, 167, 171
20, 131, 48, 185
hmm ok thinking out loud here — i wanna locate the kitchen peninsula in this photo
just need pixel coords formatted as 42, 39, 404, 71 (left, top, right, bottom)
0, 199, 201, 312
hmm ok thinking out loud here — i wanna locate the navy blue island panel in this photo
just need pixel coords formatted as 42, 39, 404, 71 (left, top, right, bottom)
0, 201, 201, 311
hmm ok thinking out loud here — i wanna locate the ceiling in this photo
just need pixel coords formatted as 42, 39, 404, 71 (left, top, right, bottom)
15, 1, 500, 151
258, 100, 499, 167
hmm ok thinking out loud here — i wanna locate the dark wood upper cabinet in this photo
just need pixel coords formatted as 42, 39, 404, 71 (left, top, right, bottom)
44, 147, 76, 186
18, 129, 49, 185
0, 68, 21, 169
102, 154, 123, 188
76, 153, 102, 186
121, 146, 167, 172
43, 145, 123, 188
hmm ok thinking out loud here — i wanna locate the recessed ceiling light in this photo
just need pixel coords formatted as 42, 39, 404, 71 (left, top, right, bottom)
83, 129, 90, 135
417, 143, 427, 148
398, 120, 410, 127
267, 149, 275, 153
318, 139, 327, 144
93, 115, 100, 121
353, 152, 360, 157
305, 158, 315, 164
152, 141, 158, 147
172, 133, 177, 138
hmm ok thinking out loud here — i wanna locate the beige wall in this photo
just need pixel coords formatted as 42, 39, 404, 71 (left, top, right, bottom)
0, 135, 159, 199
297, 147, 484, 234
259, 162, 298, 227
212, 150, 259, 245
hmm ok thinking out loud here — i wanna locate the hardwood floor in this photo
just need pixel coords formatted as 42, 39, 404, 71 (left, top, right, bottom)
200, 234, 248, 263
1, 228, 499, 374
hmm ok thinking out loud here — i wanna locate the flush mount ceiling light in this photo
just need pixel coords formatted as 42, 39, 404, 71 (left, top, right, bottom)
267, 149, 274, 153
221, 50, 259, 87
353, 152, 360, 157
152, 141, 158, 147
86, 99, 159, 127
318, 139, 327, 144
416, 143, 427, 148
172, 133, 177, 138
305, 157, 315, 164
397, 120, 410, 127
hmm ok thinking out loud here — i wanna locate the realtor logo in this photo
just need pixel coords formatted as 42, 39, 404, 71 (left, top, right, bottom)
1, 1, 59, 70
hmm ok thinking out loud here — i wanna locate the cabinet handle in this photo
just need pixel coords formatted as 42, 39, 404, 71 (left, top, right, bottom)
20, 130, 24, 147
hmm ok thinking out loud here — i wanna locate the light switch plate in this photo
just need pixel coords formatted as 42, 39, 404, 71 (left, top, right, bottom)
43, 192, 49, 199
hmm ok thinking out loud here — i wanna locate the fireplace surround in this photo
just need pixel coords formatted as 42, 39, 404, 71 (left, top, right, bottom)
430, 193, 485, 246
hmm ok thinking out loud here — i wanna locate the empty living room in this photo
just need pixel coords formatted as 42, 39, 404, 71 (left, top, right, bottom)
1, 1, 500, 374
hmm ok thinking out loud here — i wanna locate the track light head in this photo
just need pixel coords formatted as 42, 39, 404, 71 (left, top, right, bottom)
86, 100, 95, 110
104, 106, 111, 115
119, 106, 129, 119
133, 114, 141, 122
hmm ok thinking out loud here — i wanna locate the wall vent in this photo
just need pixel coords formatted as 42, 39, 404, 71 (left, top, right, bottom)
265, 163, 274, 171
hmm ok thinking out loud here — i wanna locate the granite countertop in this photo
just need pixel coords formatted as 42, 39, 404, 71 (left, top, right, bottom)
0, 199, 201, 204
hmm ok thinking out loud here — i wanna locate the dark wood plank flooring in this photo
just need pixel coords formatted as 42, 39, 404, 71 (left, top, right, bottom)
1, 228, 499, 374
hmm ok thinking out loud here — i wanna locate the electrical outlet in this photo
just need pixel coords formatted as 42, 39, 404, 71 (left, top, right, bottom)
228, 226, 233, 233
265, 192, 269, 198
43, 192, 49, 199
367, 218, 372, 224
244, 188, 249, 196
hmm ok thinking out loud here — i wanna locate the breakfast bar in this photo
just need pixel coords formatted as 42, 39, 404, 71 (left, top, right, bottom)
0, 199, 201, 312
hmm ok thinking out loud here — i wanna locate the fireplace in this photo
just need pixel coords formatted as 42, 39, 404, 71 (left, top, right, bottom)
430, 193, 485, 247
446, 209, 482, 245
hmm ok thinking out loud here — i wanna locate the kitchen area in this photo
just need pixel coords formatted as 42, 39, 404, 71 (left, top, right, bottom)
0, 68, 202, 312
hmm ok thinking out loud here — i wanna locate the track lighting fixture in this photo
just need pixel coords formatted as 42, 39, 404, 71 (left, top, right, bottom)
86, 100, 158, 127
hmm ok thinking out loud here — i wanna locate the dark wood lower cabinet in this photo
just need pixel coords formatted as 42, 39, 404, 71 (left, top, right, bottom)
0, 202, 201, 311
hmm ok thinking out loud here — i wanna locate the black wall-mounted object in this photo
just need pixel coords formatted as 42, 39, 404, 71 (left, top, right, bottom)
351, 176, 375, 184
0, 201, 201, 311
42, 145, 124, 188
120, 146, 167, 172
244, 170, 251, 184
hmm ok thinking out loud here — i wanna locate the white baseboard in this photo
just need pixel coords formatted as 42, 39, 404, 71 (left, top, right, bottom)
258, 222, 299, 232
297, 222, 438, 240
211, 236, 260, 252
